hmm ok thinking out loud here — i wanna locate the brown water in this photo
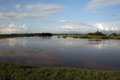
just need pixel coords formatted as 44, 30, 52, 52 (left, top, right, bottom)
0, 36, 120, 70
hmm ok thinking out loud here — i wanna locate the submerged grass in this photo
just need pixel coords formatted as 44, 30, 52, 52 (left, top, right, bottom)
0, 62, 120, 80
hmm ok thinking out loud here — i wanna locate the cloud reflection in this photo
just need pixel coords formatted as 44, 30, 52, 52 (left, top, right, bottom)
86, 39, 120, 49
0, 37, 120, 70
59, 37, 120, 49
7, 37, 28, 47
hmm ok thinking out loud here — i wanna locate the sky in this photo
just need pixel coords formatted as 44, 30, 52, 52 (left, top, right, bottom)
0, 0, 120, 33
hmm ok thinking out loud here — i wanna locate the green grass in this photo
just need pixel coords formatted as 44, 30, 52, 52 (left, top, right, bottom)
0, 62, 120, 80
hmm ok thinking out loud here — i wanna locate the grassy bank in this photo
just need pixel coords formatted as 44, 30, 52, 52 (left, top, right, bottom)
56, 31, 120, 39
63, 35, 120, 39
0, 62, 120, 80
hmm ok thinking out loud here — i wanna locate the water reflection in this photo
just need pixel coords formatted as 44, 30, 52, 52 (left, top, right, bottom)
85, 39, 105, 49
8, 38, 28, 47
0, 37, 28, 47
0, 50, 62, 66
86, 39, 120, 49
0, 36, 120, 70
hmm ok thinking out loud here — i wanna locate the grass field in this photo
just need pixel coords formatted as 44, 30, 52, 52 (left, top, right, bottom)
0, 62, 120, 80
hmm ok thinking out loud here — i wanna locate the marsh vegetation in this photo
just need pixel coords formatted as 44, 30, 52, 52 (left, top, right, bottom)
0, 62, 120, 80
58, 31, 120, 39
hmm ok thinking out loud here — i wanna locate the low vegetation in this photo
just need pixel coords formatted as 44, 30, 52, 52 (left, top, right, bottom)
59, 31, 120, 39
0, 62, 120, 80
0, 33, 53, 39
0, 31, 120, 39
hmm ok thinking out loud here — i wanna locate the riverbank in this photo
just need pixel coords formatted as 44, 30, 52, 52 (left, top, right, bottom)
0, 33, 52, 39
61, 35, 120, 39
56, 31, 120, 39
0, 62, 120, 80
0, 32, 120, 40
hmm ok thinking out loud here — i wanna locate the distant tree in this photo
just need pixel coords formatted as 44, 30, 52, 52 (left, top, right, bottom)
95, 31, 105, 36
88, 33, 94, 35
88, 31, 105, 36
111, 33, 118, 36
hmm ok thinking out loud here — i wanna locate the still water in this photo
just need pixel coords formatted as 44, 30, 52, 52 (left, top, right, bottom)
0, 36, 120, 70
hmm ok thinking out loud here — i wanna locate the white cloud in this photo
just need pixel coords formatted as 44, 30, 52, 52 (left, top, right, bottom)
42, 20, 93, 27
25, 3, 64, 11
87, 0, 120, 10
33, 22, 120, 33
95, 23, 120, 31
15, 4, 21, 11
60, 25, 96, 33
59, 20, 120, 32
0, 3, 64, 20
0, 12, 16, 20
58, 20, 70, 23
0, 23, 28, 33
40, 20, 120, 33
41, 20, 70, 23
58, 23, 120, 33
61, 25, 74, 30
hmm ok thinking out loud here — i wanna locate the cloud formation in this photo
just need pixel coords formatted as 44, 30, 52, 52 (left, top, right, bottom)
95, 23, 120, 31
42, 20, 93, 27
59, 23, 120, 33
87, 0, 120, 10
0, 3, 64, 20
60, 25, 96, 33
25, 3, 64, 11
0, 23, 28, 33
40, 20, 120, 33
15, 4, 21, 11
61, 25, 74, 30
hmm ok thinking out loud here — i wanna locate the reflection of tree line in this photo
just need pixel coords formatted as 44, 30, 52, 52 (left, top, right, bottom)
87, 39, 103, 44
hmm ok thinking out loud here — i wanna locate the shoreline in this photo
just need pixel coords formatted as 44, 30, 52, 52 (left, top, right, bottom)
57, 35, 120, 39
0, 32, 120, 40
0, 33, 53, 39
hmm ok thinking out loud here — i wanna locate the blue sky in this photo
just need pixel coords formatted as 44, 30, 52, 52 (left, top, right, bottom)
0, 0, 120, 33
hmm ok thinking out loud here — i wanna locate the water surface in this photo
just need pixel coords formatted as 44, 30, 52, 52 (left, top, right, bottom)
0, 36, 120, 70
